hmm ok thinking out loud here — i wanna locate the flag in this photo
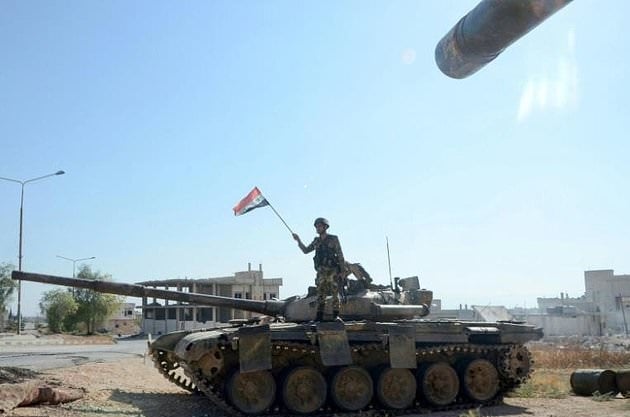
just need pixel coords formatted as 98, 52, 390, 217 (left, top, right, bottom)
233, 187, 270, 216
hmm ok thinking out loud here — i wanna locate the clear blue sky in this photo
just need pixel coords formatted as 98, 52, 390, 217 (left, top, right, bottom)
1, 1, 628, 316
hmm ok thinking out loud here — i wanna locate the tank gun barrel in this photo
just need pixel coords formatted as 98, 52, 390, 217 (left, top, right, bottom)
436, 0, 573, 79
12, 271, 287, 316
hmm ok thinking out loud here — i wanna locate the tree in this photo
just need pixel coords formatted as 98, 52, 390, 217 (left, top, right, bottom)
0, 262, 18, 330
73, 266, 123, 335
39, 289, 78, 333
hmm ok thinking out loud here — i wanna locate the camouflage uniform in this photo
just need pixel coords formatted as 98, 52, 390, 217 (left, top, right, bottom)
303, 234, 345, 316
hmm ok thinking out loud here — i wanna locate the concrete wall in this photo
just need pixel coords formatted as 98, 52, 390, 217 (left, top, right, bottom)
525, 314, 600, 337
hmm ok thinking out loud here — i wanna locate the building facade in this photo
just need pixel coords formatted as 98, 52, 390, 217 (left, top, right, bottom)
103, 302, 141, 336
137, 264, 282, 335
525, 269, 630, 337
428, 269, 630, 338
584, 269, 630, 335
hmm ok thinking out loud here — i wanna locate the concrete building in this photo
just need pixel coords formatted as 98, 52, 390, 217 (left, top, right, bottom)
528, 292, 600, 336
584, 269, 630, 335
137, 264, 282, 335
428, 269, 630, 338
103, 302, 141, 336
521, 269, 630, 337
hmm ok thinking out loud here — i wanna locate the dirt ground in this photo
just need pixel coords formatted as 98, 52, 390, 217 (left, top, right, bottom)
2, 357, 630, 417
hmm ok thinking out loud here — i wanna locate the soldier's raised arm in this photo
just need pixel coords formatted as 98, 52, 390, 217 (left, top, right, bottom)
293, 233, 314, 254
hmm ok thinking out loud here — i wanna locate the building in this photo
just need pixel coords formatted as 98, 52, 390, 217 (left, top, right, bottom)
584, 269, 630, 335
519, 269, 630, 337
103, 302, 141, 336
137, 263, 282, 335
427, 269, 630, 338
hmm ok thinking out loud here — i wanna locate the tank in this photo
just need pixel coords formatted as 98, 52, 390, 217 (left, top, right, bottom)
13, 269, 542, 415
435, 0, 574, 79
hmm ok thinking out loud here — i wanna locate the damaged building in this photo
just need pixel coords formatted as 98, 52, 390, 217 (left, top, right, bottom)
428, 269, 630, 337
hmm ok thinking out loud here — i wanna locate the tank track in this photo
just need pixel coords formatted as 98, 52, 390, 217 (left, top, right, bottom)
159, 341, 532, 416
151, 348, 199, 393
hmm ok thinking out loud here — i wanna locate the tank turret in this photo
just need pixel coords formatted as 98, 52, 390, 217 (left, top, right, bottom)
13, 269, 542, 415
436, 0, 574, 79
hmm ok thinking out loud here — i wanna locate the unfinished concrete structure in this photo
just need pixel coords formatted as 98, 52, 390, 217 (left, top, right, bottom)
137, 263, 282, 335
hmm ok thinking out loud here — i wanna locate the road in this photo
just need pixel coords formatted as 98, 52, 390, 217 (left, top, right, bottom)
0, 339, 148, 370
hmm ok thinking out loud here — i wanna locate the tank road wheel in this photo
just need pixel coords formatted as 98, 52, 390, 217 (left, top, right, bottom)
376, 367, 417, 409
461, 359, 499, 402
282, 366, 327, 414
226, 370, 276, 414
330, 366, 374, 411
418, 362, 459, 406
197, 347, 224, 379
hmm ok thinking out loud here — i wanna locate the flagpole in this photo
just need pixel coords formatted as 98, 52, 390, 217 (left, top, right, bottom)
257, 191, 293, 234
266, 201, 294, 235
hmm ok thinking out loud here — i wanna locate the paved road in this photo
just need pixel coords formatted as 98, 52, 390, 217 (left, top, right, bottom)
0, 339, 148, 371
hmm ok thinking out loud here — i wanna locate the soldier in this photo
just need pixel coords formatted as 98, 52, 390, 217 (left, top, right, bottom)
292, 217, 345, 321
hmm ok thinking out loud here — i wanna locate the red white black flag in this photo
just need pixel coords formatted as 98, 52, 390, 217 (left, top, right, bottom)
233, 187, 270, 216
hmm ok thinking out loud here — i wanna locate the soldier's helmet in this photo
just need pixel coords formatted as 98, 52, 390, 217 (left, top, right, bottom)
314, 217, 329, 228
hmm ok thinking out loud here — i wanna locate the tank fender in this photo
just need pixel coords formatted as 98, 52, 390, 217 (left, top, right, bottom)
316, 321, 352, 366
149, 330, 192, 353
174, 329, 231, 361
388, 326, 417, 369
238, 324, 272, 373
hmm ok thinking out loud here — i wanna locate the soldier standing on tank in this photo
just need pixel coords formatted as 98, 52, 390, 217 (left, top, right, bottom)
292, 217, 345, 321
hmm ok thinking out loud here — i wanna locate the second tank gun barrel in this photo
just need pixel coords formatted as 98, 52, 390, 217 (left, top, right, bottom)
12, 271, 287, 316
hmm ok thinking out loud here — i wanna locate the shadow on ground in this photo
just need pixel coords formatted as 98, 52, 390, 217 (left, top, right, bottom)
109, 389, 532, 417
109, 389, 223, 417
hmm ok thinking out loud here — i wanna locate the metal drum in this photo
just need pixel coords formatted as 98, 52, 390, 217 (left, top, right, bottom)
570, 369, 618, 396
615, 369, 630, 398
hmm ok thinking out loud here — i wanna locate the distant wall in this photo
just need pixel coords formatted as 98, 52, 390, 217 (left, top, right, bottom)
526, 315, 600, 337
142, 318, 218, 335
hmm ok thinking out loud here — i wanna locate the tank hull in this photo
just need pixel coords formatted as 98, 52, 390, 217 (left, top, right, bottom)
151, 319, 542, 415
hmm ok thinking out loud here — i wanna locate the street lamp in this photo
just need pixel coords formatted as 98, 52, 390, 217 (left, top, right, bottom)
0, 170, 65, 334
56, 255, 96, 278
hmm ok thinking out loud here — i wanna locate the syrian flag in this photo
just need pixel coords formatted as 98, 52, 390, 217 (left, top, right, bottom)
233, 187, 270, 216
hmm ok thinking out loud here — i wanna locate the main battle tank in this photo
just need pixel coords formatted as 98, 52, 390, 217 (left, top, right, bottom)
13, 269, 542, 415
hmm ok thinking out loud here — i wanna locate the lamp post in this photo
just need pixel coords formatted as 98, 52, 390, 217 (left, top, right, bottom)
56, 255, 96, 278
0, 170, 65, 334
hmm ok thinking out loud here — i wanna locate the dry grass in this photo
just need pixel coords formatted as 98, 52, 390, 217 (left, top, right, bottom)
530, 343, 630, 369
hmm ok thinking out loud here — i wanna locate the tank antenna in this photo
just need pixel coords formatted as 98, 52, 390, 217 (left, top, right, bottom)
386, 236, 393, 290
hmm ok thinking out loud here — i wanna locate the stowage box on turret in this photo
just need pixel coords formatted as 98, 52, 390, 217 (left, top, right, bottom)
13, 270, 542, 415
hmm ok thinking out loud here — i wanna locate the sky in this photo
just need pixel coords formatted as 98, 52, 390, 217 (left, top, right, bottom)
1, 1, 628, 316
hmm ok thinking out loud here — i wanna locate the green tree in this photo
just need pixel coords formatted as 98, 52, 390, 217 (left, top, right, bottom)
40, 289, 78, 333
1, 263, 18, 330
74, 266, 123, 335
